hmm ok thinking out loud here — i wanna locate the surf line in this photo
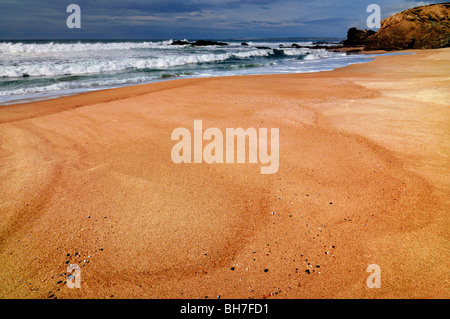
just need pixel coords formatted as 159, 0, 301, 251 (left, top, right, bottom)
171, 120, 279, 174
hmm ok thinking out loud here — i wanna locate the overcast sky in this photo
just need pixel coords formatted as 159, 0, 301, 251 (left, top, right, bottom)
0, 0, 445, 40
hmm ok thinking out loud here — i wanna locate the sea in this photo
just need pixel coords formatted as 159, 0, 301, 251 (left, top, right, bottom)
0, 38, 376, 105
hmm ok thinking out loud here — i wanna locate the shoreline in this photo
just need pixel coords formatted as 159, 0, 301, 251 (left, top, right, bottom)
0, 50, 402, 123
0, 48, 448, 299
0, 46, 387, 108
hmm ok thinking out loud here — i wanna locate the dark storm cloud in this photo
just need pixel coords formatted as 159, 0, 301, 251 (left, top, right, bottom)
0, 0, 442, 40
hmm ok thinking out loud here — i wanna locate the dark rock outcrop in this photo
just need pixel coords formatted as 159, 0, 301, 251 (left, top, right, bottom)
172, 40, 190, 45
192, 40, 228, 46
343, 27, 376, 46
365, 3, 450, 50
171, 40, 228, 46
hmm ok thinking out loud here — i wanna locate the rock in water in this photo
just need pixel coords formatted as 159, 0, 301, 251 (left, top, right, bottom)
171, 40, 229, 46
192, 40, 228, 46
365, 3, 450, 51
343, 27, 376, 46
172, 40, 190, 45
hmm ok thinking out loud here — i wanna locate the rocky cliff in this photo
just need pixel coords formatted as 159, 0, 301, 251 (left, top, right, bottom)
365, 3, 450, 51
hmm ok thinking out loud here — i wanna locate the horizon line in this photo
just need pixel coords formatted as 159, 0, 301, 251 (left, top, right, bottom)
0, 36, 346, 42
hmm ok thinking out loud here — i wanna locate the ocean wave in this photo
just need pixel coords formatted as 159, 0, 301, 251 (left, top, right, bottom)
0, 47, 346, 78
0, 40, 176, 54
0, 75, 160, 97
282, 48, 346, 58
0, 50, 276, 78
241, 41, 314, 48
0, 39, 367, 105
0, 40, 342, 54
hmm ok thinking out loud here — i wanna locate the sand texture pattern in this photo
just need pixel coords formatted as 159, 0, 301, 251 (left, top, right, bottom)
0, 49, 449, 299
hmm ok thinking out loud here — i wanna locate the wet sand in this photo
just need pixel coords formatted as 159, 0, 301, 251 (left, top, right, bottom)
0, 48, 448, 299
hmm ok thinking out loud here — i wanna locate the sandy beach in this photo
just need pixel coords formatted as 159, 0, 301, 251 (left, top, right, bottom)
0, 48, 448, 299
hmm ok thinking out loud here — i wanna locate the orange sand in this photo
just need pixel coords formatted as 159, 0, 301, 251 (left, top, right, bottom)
0, 48, 448, 299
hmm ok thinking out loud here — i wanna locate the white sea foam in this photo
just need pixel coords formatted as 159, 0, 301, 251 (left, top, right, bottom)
0, 48, 344, 78
0, 50, 277, 78
0, 40, 177, 54
242, 41, 314, 48
0, 39, 376, 105
0, 75, 159, 97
